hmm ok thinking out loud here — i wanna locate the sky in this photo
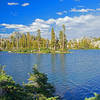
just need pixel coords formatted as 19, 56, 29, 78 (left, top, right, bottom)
0, 0, 100, 39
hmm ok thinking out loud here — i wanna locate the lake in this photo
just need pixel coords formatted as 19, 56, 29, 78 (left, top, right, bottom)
0, 50, 100, 100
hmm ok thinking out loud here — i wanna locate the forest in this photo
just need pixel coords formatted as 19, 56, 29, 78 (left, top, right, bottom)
1, 24, 100, 54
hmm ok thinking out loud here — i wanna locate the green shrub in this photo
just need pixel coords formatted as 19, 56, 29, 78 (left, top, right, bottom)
0, 65, 59, 100
85, 93, 100, 100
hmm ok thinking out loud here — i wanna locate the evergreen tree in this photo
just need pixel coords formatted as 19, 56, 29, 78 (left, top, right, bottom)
21, 34, 26, 48
37, 29, 41, 51
51, 27, 56, 50
62, 24, 67, 51
26, 32, 31, 49
0, 65, 59, 100
59, 25, 67, 51
59, 30, 63, 50
27, 65, 55, 97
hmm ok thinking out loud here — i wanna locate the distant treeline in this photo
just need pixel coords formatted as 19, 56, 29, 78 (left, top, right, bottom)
0, 24, 100, 53
68, 37, 100, 49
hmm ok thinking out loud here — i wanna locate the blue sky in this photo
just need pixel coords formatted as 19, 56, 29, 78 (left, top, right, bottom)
0, 0, 100, 39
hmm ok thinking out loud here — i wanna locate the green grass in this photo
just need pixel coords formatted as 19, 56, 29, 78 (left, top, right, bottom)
6, 48, 71, 54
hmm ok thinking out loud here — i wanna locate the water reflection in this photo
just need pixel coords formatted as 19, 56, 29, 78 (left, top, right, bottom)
59, 54, 66, 73
51, 54, 56, 72
36, 54, 41, 69
1, 50, 100, 100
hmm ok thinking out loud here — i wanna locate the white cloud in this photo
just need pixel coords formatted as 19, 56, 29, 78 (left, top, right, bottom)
21, 3, 30, 7
71, 8, 95, 12
56, 12, 63, 15
56, 10, 67, 15
96, 8, 100, 11
46, 19, 56, 24
1, 15, 100, 39
8, 2, 19, 6
1, 24, 27, 29
71, 8, 100, 13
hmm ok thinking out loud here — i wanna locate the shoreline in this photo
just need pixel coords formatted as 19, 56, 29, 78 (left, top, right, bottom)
0, 49, 71, 54
1, 49, 100, 54
8, 50, 71, 54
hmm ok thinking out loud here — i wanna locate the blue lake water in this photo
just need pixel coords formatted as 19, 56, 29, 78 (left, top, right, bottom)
0, 50, 100, 100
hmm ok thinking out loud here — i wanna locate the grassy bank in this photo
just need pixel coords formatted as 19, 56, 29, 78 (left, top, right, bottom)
4, 48, 71, 54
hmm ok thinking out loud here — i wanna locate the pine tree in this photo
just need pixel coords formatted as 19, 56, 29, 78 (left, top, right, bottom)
59, 24, 67, 51
59, 30, 63, 50
27, 65, 55, 97
22, 34, 26, 48
10, 35, 15, 49
26, 32, 31, 49
37, 29, 41, 51
62, 24, 67, 51
51, 27, 56, 50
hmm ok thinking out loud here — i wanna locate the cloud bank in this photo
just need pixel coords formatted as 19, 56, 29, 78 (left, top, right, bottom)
1, 15, 100, 39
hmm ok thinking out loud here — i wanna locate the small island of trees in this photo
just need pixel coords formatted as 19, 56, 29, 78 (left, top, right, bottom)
0, 25, 68, 54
